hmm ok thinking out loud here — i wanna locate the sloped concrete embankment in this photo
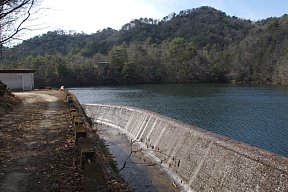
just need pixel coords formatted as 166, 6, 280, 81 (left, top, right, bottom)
83, 104, 288, 192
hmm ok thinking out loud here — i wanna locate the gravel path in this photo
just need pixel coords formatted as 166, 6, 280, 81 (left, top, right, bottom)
0, 90, 83, 192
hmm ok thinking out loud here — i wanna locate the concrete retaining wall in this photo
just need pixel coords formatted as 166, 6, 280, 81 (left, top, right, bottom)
83, 104, 288, 192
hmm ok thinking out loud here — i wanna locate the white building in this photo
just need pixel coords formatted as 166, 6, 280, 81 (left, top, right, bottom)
0, 69, 35, 91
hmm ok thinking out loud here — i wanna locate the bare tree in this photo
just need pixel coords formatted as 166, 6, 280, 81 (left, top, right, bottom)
0, 0, 39, 45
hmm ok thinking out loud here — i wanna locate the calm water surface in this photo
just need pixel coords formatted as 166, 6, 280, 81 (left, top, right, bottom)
70, 84, 288, 157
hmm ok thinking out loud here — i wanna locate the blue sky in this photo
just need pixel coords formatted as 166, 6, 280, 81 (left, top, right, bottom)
23, 0, 288, 39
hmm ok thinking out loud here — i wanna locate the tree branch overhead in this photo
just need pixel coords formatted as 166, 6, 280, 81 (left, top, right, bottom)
0, 0, 38, 45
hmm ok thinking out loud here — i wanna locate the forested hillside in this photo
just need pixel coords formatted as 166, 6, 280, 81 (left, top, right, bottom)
1, 6, 288, 87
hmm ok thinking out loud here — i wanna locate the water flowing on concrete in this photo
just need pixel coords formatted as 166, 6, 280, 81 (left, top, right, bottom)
83, 104, 288, 192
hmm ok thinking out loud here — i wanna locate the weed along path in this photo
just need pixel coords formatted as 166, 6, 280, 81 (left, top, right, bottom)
0, 90, 83, 191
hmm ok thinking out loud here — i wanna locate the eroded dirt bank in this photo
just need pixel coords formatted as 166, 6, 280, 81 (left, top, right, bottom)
0, 90, 83, 191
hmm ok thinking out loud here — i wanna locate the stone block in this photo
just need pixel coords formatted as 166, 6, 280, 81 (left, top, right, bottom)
75, 125, 87, 142
66, 96, 73, 103
73, 117, 84, 126
78, 138, 96, 169
70, 111, 79, 120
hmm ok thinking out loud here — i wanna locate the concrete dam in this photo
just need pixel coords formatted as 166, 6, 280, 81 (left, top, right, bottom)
83, 104, 288, 191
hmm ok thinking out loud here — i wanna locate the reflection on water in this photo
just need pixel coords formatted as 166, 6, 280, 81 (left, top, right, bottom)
70, 84, 288, 157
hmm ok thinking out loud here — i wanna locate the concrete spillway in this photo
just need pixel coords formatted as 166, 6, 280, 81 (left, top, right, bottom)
83, 104, 288, 192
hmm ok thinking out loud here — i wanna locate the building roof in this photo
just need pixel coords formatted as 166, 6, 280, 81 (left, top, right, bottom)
0, 69, 36, 73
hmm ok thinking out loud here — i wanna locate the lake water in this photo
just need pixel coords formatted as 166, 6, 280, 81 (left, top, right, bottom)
70, 84, 288, 157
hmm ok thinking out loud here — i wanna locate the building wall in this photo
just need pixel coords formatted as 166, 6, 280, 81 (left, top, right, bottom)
84, 104, 288, 192
0, 73, 34, 90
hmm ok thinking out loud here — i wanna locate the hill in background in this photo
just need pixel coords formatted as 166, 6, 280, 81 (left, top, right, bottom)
1, 6, 288, 86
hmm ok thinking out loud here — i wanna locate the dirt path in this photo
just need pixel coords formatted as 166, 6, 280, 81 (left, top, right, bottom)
0, 90, 83, 192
